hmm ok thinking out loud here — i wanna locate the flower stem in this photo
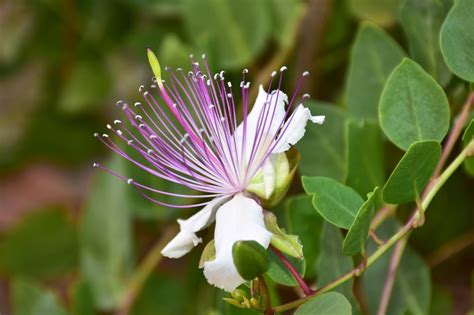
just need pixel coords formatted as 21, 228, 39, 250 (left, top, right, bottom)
258, 275, 274, 315
273, 140, 474, 313
116, 225, 178, 315
376, 236, 408, 315
271, 246, 313, 296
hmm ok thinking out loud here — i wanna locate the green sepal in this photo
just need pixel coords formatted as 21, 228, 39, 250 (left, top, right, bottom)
232, 241, 269, 281
198, 240, 215, 268
264, 211, 303, 259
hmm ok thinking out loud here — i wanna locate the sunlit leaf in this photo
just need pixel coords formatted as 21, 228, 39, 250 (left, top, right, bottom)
345, 23, 406, 121
440, 0, 474, 82
383, 140, 441, 204
348, 0, 401, 26
379, 58, 450, 150
295, 292, 352, 315
302, 176, 363, 229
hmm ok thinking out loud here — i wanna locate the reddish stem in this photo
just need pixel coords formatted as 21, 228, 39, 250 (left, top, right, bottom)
271, 246, 313, 296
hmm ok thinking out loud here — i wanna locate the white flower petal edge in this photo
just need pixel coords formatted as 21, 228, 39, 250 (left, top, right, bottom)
203, 193, 272, 292
161, 195, 231, 258
273, 104, 325, 154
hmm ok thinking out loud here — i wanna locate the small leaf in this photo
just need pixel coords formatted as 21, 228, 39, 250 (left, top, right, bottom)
383, 141, 441, 204
346, 120, 385, 196
285, 195, 324, 279
399, 0, 453, 86
232, 241, 269, 281
302, 176, 363, 229
440, 0, 474, 82
264, 211, 303, 259
266, 250, 305, 286
462, 119, 474, 176
12, 278, 68, 315
317, 224, 354, 299
379, 58, 450, 150
345, 23, 406, 121
295, 292, 352, 315
297, 102, 347, 181
342, 187, 380, 256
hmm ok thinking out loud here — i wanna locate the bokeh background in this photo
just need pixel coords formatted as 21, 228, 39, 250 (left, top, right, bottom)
0, 0, 473, 314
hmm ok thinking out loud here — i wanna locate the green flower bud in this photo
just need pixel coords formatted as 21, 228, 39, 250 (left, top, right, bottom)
232, 240, 269, 280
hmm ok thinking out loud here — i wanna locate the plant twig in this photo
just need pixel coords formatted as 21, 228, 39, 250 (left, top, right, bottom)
271, 246, 313, 296
427, 229, 474, 267
433, 92, 474, 177
258, 275, 274, 315
272, 140, 474, 313
376, 237, 408, 315
115, 225, 178, 315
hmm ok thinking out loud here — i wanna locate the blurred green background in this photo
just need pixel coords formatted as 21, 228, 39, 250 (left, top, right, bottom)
0, 0, 473, 314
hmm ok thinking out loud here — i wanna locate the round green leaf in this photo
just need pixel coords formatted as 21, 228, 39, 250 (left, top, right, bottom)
232, 240, 269, 281
379, 58, 450, 150
302, 176, 363, 229
440, 0, 474, 82
296, 102, 347, 181
342, 187, 380, 256
295, 292, 352, 315
383, 140, 441, 204
345, 22, 406, 121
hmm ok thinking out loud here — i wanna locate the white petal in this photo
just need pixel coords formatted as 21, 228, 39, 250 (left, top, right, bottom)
272, 104, 325, 153
161, 196, 230, 259
234, 85, 287, 160
203, 194, 272, 292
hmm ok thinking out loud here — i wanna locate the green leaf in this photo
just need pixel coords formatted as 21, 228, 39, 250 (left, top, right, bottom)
295, 292, 352, 315
363, 220, 432, 315
345, 22, 406, 121
379, 58, 450, 150
285, 195, 324, 279
429, 286, 453, 315
346, 120, 385, 196
264, 211, 303, 259
79, 155, 132, 310
348, 0, 401, 26
0, 209, 77, 279
399, 0, 453, 86
182, 0, 270, 70
383, 140, 441, 204
71, 280, 95, 315
266, 250, 305, 287
302, 176, 363, 229
232, 241, 269, 281
342, 187, 380, 256
12, 278, 68, 315
440, 0, 474, 82
462, 119, 474, 175
131, 273, 188, 315
296, 102, 347, 181
317, 224, 354, 299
